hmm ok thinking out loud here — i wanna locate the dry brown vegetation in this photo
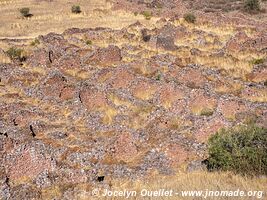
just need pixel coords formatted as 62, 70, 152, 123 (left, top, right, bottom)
0, 0, 267, 199
41, 171, 267, 199
0, 0, 158, 38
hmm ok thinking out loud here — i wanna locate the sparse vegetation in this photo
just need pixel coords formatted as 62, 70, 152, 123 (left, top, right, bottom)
6, 47, 24, 61
155, 74, 161, 81
41, 171, 267, 199
244, 0, 261, 12
1, 0, 267, 197
155, 3, 163, 9
200, 108, 214, 116
19, 7, 32, 17
142, 11, 152, 20
71, 5, 81, 14
30, 39, 40, 46
239, 112, 258, 125
184, 13, 196, 23
250, 58, 265, 65
207, 124, 267, 176
85, 40, 92, 45
141, 29, 151, 42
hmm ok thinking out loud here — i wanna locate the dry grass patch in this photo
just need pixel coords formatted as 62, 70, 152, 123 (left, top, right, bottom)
241, 87, 267, 102
63, 69, 92, 80
0, 0, 156, 38
86, 171, 267, 200
132, 81, 157, 101
102, 106, 118, 124
109, 93, 132, 107
126, 104, 154, 129
194, 55, 252, 79
214, 81, 243, 95
0, 51, 11, 63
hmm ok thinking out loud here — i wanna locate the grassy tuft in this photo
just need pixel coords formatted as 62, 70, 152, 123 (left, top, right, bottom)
30, 39, 40, 46
20, 7, 32, 17
71, 5, 81, 14
244, 0, 261, 13
142, 11, 152, 20
250, 58, 265, 65
6, 47, 24, 61
85, 40, 92, 45
184, 13, 196, 23
200, 108, 214, 116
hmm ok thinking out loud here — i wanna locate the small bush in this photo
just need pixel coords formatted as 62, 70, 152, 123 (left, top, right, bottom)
142, 11, 152, 20
184, 13, 196, 23
85, 40, 92, 45
6, 47, 24, 60
20, 7, 31, 17
155, 3, 163, 9
250, 58, 265, 65
30, 39, 40, 46
207, 124, 267, 176
141, 29, 151, 42
72, 5, 81, 14
155, 74, 161, 81
200, 108, 214, 116
244, 0, 261, 12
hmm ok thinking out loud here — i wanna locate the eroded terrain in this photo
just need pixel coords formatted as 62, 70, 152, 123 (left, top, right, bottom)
0, 0, 267, 199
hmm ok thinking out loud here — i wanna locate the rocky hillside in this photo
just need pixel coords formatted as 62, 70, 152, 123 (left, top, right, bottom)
0, 3, 267, 199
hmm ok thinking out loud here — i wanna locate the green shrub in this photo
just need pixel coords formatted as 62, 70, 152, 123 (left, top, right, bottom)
6, 47, 24, 60
207, 124, 267, 176
200, 108, 214, 116
30, 39, 40, 46
244, 0, 261, 12
85, 40, 92, 45
72, 5, 81, 14
20, 7, 31, 17
184, 13, 196, 23
250, 58, 265, 65
142, 11, 152, 20
155, 74, 161, 81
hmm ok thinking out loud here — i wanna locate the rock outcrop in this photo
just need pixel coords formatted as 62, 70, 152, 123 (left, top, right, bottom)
0, 11, 266, 198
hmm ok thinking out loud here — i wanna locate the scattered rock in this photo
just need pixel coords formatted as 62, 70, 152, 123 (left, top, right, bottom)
86, 45, 122, 66
114, 132, 138, 163
189, 90, 217, 115
80, 86, 108, 110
